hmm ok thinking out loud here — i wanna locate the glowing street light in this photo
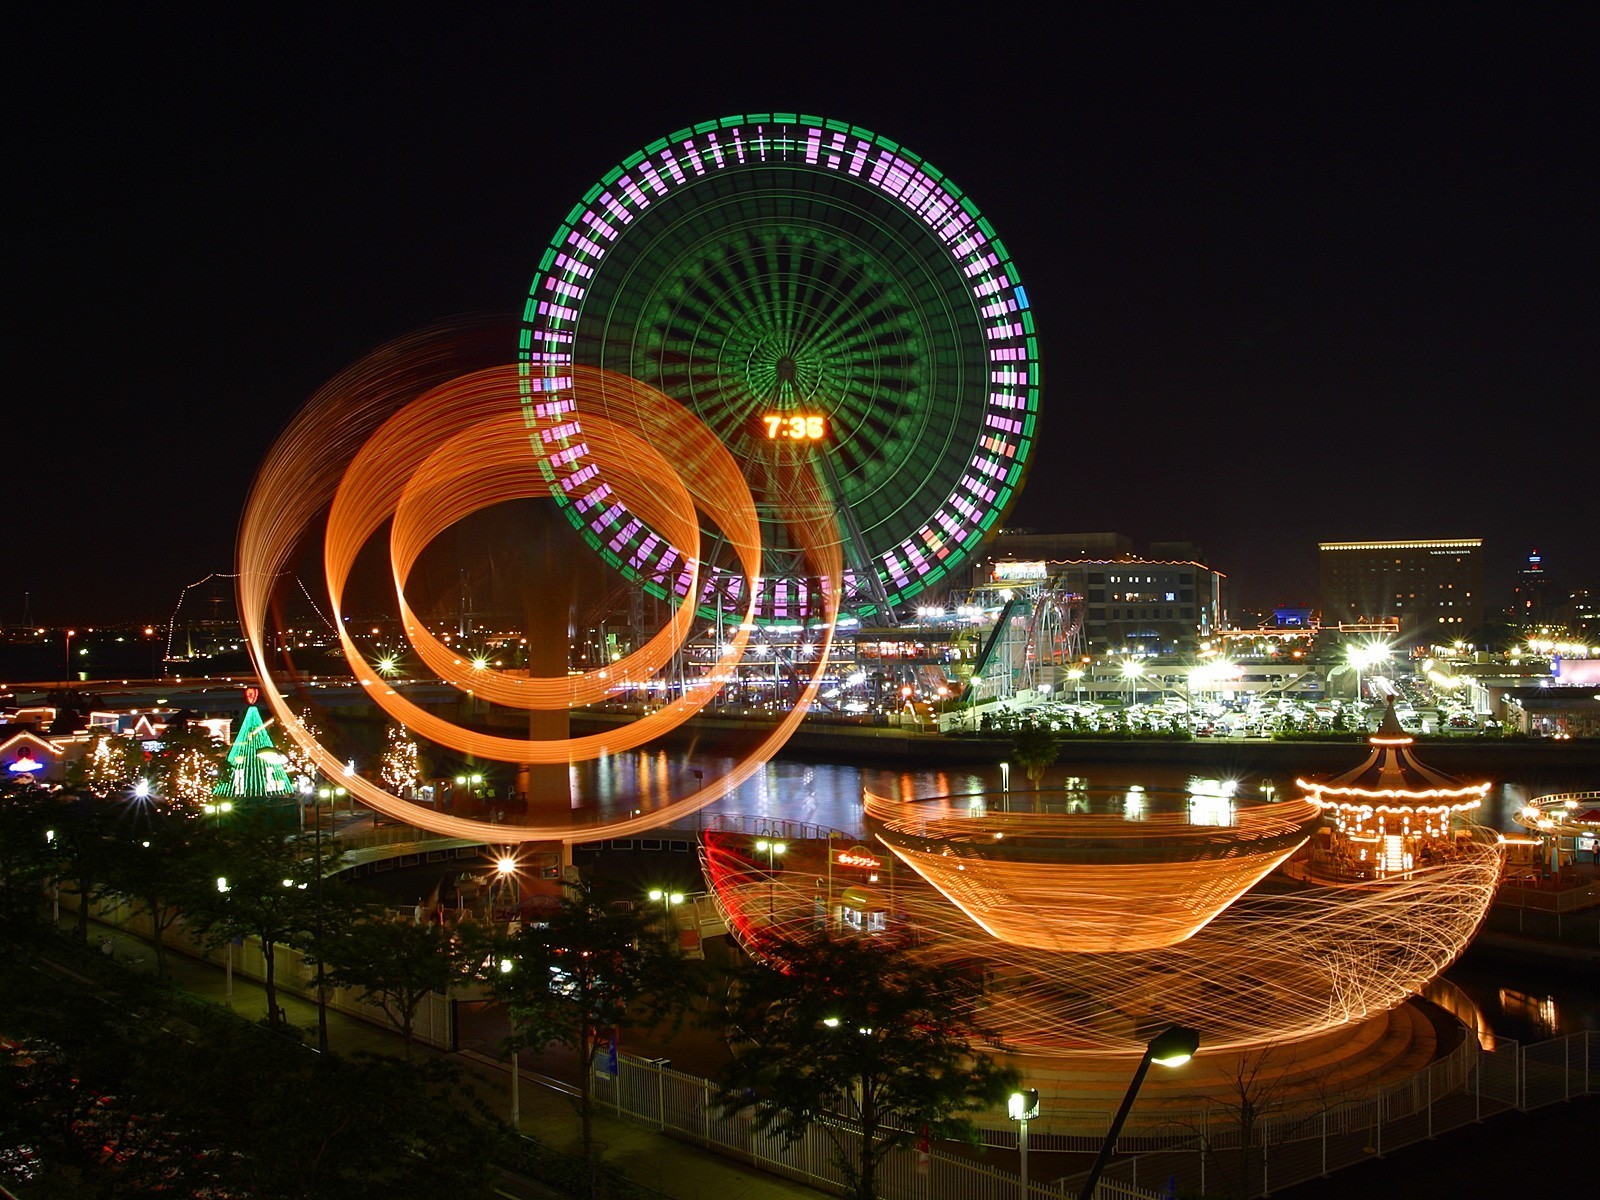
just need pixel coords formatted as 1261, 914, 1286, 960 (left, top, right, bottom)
1079, 1026, 1200, 1200
755, 839, 786, 917
1009, 1087, 1040, 1199
1120, 659, 1144, 708
647, 888, 686, 941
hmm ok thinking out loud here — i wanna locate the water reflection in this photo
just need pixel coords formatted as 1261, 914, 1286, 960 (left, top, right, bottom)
563, 750, 1591, 845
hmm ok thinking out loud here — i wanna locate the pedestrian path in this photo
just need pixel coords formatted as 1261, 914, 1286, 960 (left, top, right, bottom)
69, 916, 824, 1200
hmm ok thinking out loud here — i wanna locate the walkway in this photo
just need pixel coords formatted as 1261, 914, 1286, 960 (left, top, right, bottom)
70, 916, 824, 1200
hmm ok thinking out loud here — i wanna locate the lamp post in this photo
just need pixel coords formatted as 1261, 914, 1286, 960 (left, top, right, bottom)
216, 876, 233, 1002
64, 629, 76, 681
755, 839, 786, 918
1078, 1025, 1200, 1200
1120, 659, 1144, 711
1009, 1087, 1039, 1199
648, 888, 685, 943
275, 751, 330, 1055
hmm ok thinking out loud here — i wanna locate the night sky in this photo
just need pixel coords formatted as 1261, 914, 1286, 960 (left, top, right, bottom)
13, 8, 1597, 626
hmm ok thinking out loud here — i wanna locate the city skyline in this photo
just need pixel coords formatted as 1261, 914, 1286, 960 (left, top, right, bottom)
13, 9, 1596, 625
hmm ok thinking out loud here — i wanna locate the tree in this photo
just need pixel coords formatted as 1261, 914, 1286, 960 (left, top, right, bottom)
181, 811, 346, 1030
100, 803, 212, 978
717, 936, 1019, 1200
1203, 1045, 1291, 1200
1010, 719, 1060, 787
0, 781, 60, 935
379, 724, 421, 797
321, 914, 465, 1057
151, 725, 227, 811
486, 877, 698, 1162
75, 732, 143, 798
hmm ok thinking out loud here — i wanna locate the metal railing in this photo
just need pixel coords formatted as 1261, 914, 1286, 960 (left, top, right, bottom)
1087, 1030, 1598, 1198
591, 1052, 1163, 1200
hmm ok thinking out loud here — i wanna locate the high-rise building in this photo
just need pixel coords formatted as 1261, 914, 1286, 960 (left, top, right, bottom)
1511, 549, 1554, 622
1317, 539, 1483, 641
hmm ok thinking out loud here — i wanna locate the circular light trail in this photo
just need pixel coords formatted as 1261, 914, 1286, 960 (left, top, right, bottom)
237, 330, 844, 843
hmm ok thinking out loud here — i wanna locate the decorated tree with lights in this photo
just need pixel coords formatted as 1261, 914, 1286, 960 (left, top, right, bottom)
156, 727, 226, 811
79, 733, 143, 797
379, 725, 420, 797
277, 703, 325, 794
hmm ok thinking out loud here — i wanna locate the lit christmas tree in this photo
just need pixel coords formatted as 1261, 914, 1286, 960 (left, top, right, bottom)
380, 724, 420, 797
214, 704, 295, 800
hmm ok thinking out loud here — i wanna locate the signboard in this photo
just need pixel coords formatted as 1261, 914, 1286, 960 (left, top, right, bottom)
993, 561, 1048, 581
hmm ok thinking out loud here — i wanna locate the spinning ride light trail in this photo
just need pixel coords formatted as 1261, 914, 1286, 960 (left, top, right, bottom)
520, 113, 1040, 623
703, 817, 1503, 1055
864, 790, 1325, 952
237, 331, 843, 844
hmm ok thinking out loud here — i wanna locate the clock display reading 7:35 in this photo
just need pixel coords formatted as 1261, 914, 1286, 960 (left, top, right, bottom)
762, 414, 828, 440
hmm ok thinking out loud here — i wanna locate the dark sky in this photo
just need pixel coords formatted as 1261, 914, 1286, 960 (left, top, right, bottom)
12, 7, 1597, 625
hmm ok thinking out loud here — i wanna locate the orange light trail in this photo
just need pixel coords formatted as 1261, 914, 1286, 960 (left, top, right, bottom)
236, 328, 843, 843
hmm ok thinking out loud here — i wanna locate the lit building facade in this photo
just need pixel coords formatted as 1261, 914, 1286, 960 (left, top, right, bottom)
972, 532, 1225, 655
1317, 538, 1483, 640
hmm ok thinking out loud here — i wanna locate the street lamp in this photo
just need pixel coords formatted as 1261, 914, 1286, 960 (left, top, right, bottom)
1009, 1087, 1040, 1200
1120, 659, 1144, 710
755, 839, 786, 917
648, 888, 685, 942
1078, 1025, 1200, 1200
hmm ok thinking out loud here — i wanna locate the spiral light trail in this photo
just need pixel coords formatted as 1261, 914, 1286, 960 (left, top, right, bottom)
237, 328, 843, 843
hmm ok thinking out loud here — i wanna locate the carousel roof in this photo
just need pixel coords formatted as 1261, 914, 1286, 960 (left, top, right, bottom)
1298, 697, 1490, 806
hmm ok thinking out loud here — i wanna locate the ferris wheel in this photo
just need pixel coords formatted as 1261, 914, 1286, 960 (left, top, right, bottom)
520, 113, 1040, 623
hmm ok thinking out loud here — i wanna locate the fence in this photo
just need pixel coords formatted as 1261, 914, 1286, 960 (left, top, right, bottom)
1088, 1030, 1598, 1198
576, 1030, 1596, 1200
585, 1051, 1159, 1200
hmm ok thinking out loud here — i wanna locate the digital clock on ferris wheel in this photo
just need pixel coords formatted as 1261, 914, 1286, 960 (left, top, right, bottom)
763, 413, 828, 441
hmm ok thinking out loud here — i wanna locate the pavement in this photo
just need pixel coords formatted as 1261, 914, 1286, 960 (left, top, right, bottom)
69, 914, 826, 1200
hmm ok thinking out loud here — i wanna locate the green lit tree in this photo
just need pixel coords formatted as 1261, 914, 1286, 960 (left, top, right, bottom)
717, 936, 1019, 1200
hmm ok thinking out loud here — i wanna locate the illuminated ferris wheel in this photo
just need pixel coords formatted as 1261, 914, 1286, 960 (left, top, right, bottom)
520, 113, 1040, 623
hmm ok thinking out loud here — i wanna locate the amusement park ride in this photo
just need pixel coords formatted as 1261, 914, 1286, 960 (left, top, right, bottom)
233, 115, 1504, 1128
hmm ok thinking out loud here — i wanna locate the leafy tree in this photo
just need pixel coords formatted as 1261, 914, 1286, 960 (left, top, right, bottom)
180, 810, 347, 1030
1010, 719, 1060, 787
0, 781, 60, 935
51, 793, 123, 943
320, 915, 465, 1057
487, 877, 698, 1162
100, 803, 213, 978
717, 936, 1019, 1200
